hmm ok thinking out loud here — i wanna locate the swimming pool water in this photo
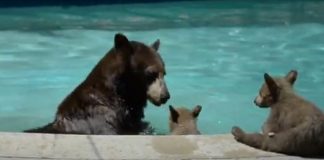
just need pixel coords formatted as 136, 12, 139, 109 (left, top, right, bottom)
1, 0, 324, 134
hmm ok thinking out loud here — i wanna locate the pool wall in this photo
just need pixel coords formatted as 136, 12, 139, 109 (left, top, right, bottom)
0, 0, 202, 8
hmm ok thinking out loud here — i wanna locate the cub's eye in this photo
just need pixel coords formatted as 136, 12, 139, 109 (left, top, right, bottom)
259, 91, 263, 97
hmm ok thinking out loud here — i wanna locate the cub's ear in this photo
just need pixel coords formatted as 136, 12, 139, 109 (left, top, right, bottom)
114, 33, 132, 53
192, 105, 202, 118
285, 70, 298, 85
264, 73, 279, 99
151, 39, 160, 51
169, 105, 179, 123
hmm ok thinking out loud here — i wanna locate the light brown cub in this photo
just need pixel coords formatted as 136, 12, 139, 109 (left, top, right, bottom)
169, 105, 202, 135
232, 70, 324, 157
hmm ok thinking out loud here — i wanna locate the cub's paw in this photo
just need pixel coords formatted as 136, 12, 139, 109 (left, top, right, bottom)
231, 126, 245, 142
268, 132, 275, 138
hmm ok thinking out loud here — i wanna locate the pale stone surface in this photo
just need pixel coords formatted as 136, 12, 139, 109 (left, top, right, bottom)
0, 132, 316, 159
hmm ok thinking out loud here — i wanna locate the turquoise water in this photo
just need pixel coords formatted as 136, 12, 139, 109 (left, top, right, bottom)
1, 1, 324, 134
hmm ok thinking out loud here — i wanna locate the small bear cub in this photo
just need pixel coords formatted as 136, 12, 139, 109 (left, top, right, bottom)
169, 105, 202, 135
232, 70, 324, 157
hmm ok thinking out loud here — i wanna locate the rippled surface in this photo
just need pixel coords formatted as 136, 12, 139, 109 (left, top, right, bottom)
1, 0, 324, 134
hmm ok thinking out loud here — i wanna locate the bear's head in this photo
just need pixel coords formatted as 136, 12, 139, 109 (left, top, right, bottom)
169, 105, 202, 135
111, 33, 170, 106
254, 70, 298, 108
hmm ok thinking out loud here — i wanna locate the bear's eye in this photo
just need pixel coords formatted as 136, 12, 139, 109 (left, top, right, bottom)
146, 71, 158, 81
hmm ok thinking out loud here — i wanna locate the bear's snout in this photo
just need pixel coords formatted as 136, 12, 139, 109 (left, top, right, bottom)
147, 77, 170, 106
160, 91, 170, 104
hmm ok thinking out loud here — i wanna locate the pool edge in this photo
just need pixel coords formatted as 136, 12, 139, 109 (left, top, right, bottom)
0, 132, 311, 159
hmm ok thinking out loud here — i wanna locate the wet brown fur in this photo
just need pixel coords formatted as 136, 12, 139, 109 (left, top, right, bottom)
232, 70, 324, 157
24, 33, 170, 135
169, 105, 202, 135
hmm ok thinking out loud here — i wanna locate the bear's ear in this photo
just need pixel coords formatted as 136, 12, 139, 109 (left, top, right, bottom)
192, 105, 202, 118
151, 39, 160, 51
169, 105, 179, 123
285, 70, 298, 85
114, 33, 133, 54
264, 73, 279, 99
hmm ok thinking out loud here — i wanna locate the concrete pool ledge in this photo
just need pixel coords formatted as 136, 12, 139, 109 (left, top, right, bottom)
0, 132, 313, 160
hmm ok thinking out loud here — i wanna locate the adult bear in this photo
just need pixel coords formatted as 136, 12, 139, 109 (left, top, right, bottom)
25, 33, 170, 135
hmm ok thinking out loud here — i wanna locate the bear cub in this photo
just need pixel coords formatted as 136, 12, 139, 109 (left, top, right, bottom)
169, 105, 202, 135
232, 70, 324, 157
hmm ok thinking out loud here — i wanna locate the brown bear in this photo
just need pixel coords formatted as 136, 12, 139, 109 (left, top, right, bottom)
25, 33, 170, 135
232, 70, 324, 157
169, 105, 202, 135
